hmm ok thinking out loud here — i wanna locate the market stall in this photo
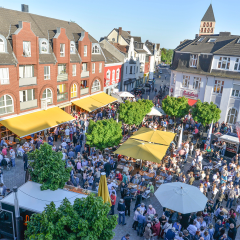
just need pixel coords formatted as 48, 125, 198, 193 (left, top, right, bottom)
218, 133, 239, 157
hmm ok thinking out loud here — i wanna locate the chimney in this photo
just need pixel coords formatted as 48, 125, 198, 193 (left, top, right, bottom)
195, 34, 199, 39
21, 4, 29, 12
119, 27, 122, 36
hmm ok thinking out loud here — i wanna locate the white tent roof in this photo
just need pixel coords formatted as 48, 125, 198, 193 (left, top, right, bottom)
116, 91, 135, 98
147, 107, 165, 116
0, 181, 87, 213
219, 134, 239, 144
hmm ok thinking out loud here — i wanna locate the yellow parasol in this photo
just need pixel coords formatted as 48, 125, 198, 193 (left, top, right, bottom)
131, 127, 175, 145
98, 172, 111, 205
114, 138, 168, 164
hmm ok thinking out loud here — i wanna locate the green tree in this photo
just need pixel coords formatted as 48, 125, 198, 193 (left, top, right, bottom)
28, 143, 71, 191
192, 100, 221, 126
161, 48, 173, 64
118, 99, 153, 126
25, 194, 118, 240
86, 118, 122, 151
162, 96, 191, 118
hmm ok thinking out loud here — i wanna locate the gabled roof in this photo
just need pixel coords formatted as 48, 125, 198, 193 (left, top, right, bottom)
131, 36, 142, 43
201, 4, 215, 22
110, 42, 129, 54
113, 28, 131, 40
101, 48, 122, 64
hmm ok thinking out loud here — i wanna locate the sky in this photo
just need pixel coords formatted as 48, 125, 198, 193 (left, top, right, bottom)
1, 0, 240, 49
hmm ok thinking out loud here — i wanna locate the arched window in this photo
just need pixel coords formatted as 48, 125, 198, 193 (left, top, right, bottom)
91, 79, 101, 93
112, 70, 115, 81
41, 41, 48, 53
204, 28, 206, 33
42, 88, 53, 105
107, 70, 111, 80
210, 22, 212, 27
116, 69, 120, 79
0, 38, 4, 53
70, 41, 75, 54
92, 45, 100, 54
71, 84, 77, 98
207, 28, 210, 33
206, 22, 209, 27
203, 22, 206, 27
0, 94, 14, 115
201, 28, 203, 33
227, 108, 238, 124
211, 28, 213, 33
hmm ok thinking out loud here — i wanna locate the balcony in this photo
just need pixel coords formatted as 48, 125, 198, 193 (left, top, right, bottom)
81, 71, 89, 78
57, 73, 68, 82
19, 77, 37, 87
20, 99, 38, 110
57, 92, 68, 102
80, 87, 89, 95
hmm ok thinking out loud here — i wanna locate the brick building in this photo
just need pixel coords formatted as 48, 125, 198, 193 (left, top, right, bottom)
0, 7, 105, 120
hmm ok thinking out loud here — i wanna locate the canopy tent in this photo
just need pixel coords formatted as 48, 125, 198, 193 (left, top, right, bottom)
72, 92, 117, 112
130, 127, 175, 146
114, 138, 169, 164
154, 182, 208, 214
0, 107, 74, 138
98, 172, 111, 205
116, 91, 135, 98
147, 106, 165, 116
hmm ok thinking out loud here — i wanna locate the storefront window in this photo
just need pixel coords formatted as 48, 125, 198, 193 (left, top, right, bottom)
182, 75, 190, 88
227, 108, 238, 124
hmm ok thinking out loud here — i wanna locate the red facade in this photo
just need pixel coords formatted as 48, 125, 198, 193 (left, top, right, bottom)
104, 64, 122, 88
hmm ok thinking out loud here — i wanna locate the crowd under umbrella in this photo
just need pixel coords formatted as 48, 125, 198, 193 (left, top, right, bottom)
154, 182, 208, 214
98, 172, 111, 205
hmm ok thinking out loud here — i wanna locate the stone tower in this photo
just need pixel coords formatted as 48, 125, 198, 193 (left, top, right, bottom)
199, 4, 215, 36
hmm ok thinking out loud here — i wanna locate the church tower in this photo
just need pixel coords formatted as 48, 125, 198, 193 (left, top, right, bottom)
199, 4, 215, 36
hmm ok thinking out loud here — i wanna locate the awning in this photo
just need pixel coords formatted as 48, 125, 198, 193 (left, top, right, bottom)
0, 107, 75, 138
58, 102, 72, 108
187, 98, 198, 106
72, 92, 117, 112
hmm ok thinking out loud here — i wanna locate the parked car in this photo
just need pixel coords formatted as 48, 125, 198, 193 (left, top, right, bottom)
145, 83, 151, 88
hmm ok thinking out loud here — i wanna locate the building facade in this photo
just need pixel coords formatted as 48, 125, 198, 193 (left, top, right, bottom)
0, 7, 105, 119
170, 5, 240, 125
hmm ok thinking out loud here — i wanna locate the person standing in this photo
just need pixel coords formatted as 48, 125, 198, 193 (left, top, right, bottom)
23, 152, 28, 171
137, 212, 146, 237
110, 191, 116, 215
228, 223, 237, 240
117, 199, 126, 225
10, 149, 15, 167
124, 193, 132, 216
0, 167, 3, 184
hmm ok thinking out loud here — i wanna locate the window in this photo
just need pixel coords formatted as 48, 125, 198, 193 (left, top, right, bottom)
0, 38, 5, 52
126, 66, 127, 74
112, 38, 115, 42
41, 41, 48, 53
237, 39, 240, 44
213, 80, 224, 94
0, 68, 9, 84
182, 75, 190, 88
193, 77, 201, 90
227, 108, 238, 124
92, 45, 100, 54
84, 45, 87, 57
203, 22, 206, 27
133, 66, 135, 73
0, 95, 14, 115
130, 66, 133, 74
20, 89, 35, 102
44, 66, 50, 80
190, 54, 198, 67
71, 84, 77, 98
23, 41, 31, 57
91, 79, 100, 93
107, 70, 111, 80
198, 37, 205, 42
58, 64, 66, 75
116, 69, 120, 79
72, 65, 76, 76
42, 88, 53, 105
234, 58, 240, 71
218, 57, 230, 70
60, 44, 65, 57
232, 88, 240, 98
210, 22, 212, 27
70, 41, 75, 54
99, 63, 102, 73
206, 22, 209, 27
201, 28, 203, 33
112, 70, 115, 81
92, 63, 95, 73
208, 38, 216, 43
19, 65, 34, 78
81, 80, 87, 88
172, 73, 176, 85
82, 63, 87, 72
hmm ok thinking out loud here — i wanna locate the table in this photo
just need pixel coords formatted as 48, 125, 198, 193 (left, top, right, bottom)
5, 140, 16, 146
139, 170, 154, 178
116, 164, 133, 173
155, 175, 164, 181
128, 183, 146, 192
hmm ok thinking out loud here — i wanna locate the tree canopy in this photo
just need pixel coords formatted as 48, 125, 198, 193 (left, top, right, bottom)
118, 99, 154, 126
28, 143, 71, 191
162, 96, 190, 118
192, 100, 221, 126
25, 194, 118, 240
161, 48, 173, 64
86, 118, 122, 151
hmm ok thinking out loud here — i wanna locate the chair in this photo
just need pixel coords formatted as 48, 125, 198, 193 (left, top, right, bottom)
17, 150, 23, 158
9, 136, 14, 142
142, 190, 151, 200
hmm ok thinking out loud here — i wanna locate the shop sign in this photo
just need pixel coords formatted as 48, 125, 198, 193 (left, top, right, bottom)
183, 90, 198, 99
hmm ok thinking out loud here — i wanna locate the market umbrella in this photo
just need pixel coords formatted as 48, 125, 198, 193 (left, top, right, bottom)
114, 138, 168, 164
177, 125, 183, 149
98, 172, 111, 205
154, 182, 208, 214
147, 107, 165, 116
117, 91, 135, 98
130, 127, 175, 146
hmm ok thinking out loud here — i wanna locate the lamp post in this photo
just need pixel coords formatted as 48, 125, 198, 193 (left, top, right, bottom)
13, 186, 22, 240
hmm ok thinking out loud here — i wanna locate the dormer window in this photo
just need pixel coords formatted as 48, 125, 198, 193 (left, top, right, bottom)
208, 38, 216, 43
92, 45, 100, 54
70, 41, 75, 54
23, 41, 31, 57
218, 57, 230, 70
0, 38, 5, 52
198, 37, 205, 42
190, 54, 198, 67
237, 39, 240, 44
